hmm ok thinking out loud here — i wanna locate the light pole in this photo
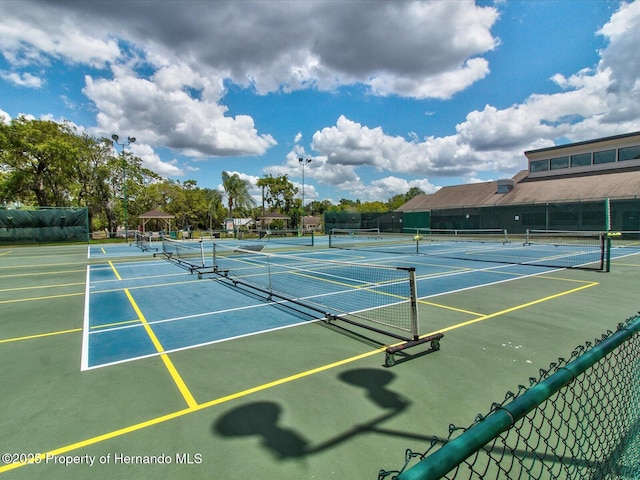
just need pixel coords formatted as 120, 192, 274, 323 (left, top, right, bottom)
112, 134, 136, 242
298, 157, 311, 232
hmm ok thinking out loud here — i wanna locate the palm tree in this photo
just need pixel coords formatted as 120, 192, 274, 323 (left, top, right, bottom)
221, 171, 255, 218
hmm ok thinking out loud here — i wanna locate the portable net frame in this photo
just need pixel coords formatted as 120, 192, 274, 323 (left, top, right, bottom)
156, 238, 210, 273
209, 242, 442, 365
329, 228, 608, 271
133, 231, 157, 252
379, 314, 640, 480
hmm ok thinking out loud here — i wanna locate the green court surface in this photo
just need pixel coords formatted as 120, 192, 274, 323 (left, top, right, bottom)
0, 241, 639, 479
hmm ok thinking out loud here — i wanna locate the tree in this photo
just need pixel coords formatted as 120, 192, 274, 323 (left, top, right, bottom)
179, 182, 223, 231
387, 187, 425, 210
201, 187, 225, 231
405, 186, 425, 200
357, 201, 387, 213
0, 117, 80, 206
307, 200, 333, 216
221, 171, 255, 218
256, 174, 298, 214
72, 134, 114, 231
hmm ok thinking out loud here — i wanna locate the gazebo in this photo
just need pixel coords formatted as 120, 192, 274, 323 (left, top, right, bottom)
138, 209, 174, 233
257, 211, 290, 228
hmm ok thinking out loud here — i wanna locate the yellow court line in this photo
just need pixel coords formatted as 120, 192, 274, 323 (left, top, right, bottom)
108, 261, 122, 280
105, 261, 196, 408
0, 260, 86, 270
417, 273, 598, 317
428, 281, 599, 336
0, 281, 598, 474
101, 247, 106, 255
0, 328, 82, 344
92, 277, 202, 294
124, 288, 197, 409
534, 274, 601, 284
90, 319, 141, 330
0, 269, 86, 279
0, 292, 84, 305
0, 348, 381, 474
0, 282, 85, 293
0, 250, 12, 256
419, 300, 484, 317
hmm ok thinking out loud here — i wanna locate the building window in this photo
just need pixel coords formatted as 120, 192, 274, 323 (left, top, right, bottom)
619, 145, 640, 161
593, 149, 616, 164
530, 159, 549, 172
570, 152, 592, 167
550, 156, 569, 170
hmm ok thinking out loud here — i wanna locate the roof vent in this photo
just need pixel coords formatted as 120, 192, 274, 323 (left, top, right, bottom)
496, 178, 514, 194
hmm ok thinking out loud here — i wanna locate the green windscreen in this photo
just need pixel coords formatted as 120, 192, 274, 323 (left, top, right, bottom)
0, 207, 89, 244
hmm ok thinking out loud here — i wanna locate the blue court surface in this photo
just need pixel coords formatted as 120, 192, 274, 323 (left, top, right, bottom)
82, 239, 639, 370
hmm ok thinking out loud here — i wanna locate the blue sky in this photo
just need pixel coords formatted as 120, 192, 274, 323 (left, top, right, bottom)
1, 0, 639, 206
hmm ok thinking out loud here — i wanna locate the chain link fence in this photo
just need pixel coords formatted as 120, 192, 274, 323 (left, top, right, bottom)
379, 314, 640, 480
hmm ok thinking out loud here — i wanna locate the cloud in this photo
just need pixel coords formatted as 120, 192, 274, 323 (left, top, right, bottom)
84, 64, 277, 157
597, 0, 640, 123
304, 0, 640, 197
309, 115, 518, 179
266, 144, 439, 202
0, 0, 501, 185
0, 0, 499, 99
129, 143, 184, 177
0, 71, 44, 88
366, 176, 438, 199
453, 1, 640, 151
0, 2, 119, 68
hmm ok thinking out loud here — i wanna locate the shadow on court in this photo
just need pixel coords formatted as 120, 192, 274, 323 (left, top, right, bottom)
212, 368, 435, 460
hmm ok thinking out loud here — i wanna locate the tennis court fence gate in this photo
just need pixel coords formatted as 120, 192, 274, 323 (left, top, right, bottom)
379, 313, 640, 480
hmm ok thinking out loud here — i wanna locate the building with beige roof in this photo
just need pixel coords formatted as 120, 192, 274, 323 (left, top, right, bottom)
396, 131, 640, 234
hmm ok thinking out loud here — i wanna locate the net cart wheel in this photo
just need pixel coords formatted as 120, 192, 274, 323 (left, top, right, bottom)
431, 338, 441, 351
385, 352, 396, 367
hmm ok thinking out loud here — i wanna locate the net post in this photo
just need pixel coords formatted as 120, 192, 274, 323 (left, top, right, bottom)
311, 231, 315, 246
198, 239, 205, 268
212, 242, 217, 270
408, 268, 419, 340
605, 233, 611, 273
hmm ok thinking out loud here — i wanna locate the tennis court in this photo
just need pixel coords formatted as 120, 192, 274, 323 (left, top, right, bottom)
1, 235, 639, 479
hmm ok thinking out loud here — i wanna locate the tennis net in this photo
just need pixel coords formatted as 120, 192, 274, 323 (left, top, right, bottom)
208, 242, 443, 362
158, 237, 211, 272
240, 229, 315, 246
329, 228, 607, 271
133, 231, 156, 251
